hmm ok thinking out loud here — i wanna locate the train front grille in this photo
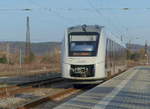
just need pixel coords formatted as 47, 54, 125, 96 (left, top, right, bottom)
70, 65, 95, 77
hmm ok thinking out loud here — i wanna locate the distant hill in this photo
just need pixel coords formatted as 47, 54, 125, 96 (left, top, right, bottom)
126, 43, 150, 52
0, 41, 61, 56
0, 41, 149, 56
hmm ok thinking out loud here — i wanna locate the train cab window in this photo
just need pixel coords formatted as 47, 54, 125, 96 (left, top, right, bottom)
68, 32, 99, 56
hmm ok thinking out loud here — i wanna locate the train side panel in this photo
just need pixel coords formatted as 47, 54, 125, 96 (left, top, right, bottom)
105, 35, 126, 77
95, 29, 106, 78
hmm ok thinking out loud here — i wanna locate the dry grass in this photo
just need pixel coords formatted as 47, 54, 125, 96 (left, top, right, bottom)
0, 63, 61, 77
127, 60, 149, 68
0, 46, 62, 77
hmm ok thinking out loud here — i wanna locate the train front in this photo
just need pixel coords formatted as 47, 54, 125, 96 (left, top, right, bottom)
62, 25, 106, 85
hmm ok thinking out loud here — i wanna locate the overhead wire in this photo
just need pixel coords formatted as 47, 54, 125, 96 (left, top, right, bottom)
0, 8, 150, 12
87, 0, 127, 40
0, 8, 32, 11
26, 0, 78, 24
0, 0, 147, 41
87, 0, 121, 38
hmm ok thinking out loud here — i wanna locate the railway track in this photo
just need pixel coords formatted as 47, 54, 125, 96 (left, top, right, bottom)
15, 84, 97, 109
16, 88, 81, 109
12, 71, 126, 109
0, 76, 63, 98
0, 70, 128, 109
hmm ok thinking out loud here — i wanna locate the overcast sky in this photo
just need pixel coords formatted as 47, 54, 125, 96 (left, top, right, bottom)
0, 0, 149, 44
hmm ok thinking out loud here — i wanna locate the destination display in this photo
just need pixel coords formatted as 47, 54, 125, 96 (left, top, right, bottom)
70, 35, 97, 41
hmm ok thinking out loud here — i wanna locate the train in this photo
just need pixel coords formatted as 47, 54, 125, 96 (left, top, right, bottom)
61, 25, 126, 86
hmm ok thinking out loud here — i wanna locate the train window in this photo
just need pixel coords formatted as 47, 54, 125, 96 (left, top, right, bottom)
70, 42, 96, 52
105, 39, 109, 68
68, 32, 100, 56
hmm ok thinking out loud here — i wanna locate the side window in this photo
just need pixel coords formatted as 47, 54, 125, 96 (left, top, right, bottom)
110, 40, 113, 67
106, 39, 109, 58
105, 39, 109, 68
111, 40, 114, 62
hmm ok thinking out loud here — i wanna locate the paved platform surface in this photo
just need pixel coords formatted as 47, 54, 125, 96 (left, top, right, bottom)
55, 66, 150, 109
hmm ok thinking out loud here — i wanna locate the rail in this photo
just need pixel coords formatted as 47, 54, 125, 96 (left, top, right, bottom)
0, 77, 63, 98
16, 88, 80, 109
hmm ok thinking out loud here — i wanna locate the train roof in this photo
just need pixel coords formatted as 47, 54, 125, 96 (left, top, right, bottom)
67, 25, 126, 48
68, 25, 104, 33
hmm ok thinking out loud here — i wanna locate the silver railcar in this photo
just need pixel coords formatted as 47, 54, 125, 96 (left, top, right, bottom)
61, 25, 126, 85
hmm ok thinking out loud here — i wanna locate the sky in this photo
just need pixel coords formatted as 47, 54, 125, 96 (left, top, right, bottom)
0, 0, 150, 44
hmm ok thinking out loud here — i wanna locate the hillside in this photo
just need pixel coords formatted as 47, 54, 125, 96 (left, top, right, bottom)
126, 43, 150, 53
0, 41, 148, 56
0, 41, 61, 56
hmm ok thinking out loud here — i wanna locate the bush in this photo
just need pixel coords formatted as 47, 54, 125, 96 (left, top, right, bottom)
0, 55, 7, 64
130, 52, 140, 61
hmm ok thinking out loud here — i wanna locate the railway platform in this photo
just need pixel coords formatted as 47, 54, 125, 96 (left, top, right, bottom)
55, 66, 150, 109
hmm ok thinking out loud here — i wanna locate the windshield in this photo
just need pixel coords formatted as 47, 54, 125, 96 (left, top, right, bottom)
70, 41, 96, 52
69, 33, 99, 56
